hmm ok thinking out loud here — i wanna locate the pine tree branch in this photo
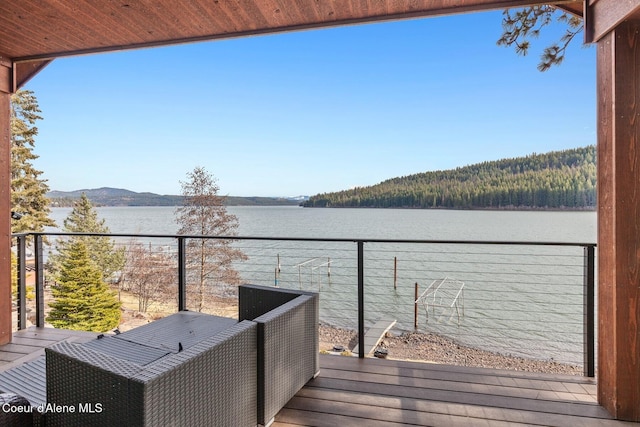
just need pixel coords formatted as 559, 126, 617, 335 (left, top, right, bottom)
497, 6, 584, 71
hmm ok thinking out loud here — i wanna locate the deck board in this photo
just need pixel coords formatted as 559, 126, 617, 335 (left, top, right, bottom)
273, 355, 636, 427
0, 327, 98, 372
286, 390, 619, 427
318, 367, 597, 403
0, 329, 635, 426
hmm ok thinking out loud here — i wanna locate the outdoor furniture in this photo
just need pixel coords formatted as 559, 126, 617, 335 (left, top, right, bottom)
0, 393, 33, 427
45, 314, 258, 427
238, 284, 319, 426
33, 284, 319, 427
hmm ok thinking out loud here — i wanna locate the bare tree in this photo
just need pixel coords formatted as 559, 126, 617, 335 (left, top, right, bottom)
175, 167, 248, 312
123, 240, 175, 313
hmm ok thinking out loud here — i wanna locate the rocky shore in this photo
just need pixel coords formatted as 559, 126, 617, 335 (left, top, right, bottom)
319, 324, 582, 376
115, 293, 582, 376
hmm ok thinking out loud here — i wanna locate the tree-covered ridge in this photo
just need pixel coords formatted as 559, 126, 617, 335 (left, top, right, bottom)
304, 146, 596, 210
47, 187, 302, 207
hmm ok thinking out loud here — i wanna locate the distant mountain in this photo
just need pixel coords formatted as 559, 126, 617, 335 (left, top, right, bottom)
303, 146, 597, 210
48, 187, 303, 207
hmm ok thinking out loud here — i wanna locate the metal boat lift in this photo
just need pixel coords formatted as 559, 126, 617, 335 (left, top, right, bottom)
415, 277, 465, 326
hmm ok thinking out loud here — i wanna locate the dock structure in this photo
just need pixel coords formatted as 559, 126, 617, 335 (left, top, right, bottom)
353, 317, 396, 356
415, 277, 465, 325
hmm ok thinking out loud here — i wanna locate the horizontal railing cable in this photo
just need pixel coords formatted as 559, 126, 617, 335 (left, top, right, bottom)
12, 231, 595, 375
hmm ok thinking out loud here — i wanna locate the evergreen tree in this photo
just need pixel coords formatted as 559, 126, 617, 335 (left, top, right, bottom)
304, 146, 597, 210
175, 167, 247, 312
47, 240, 121, 332
48, 193, 125, 283
10, 89, 55, 233
497, 6, 583, 71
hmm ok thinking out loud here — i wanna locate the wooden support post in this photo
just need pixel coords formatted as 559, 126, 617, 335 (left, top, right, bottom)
596, 20, 640, 421
393, 257, 397, 290
0, 58, 12, 344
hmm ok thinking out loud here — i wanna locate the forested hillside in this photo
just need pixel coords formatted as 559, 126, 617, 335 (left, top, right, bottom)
304, 146, 596, 210
48, 188, 301, 207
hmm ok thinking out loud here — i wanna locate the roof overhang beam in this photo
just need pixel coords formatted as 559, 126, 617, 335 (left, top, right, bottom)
585, 0, 640, 42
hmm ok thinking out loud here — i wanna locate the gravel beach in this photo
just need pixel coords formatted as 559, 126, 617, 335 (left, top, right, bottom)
319, 324, 582, 376
116, 295, 582, 376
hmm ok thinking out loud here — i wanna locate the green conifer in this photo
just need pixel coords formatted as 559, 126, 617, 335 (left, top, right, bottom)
48, 193, 125, 283
10, 89, 56, 234
47, 240, 121, 332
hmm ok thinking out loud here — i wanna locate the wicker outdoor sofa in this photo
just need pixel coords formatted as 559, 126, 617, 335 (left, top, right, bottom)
0, 284, 319, 427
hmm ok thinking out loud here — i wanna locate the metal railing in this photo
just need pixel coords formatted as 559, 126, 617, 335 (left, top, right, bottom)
12, 232, 596, 377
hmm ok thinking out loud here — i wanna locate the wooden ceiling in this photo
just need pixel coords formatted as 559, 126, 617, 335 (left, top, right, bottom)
1, 0, 582, 89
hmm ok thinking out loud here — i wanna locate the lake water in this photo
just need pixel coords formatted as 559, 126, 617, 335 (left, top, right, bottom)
47, 206, 597, 365
48, 205, 596, 242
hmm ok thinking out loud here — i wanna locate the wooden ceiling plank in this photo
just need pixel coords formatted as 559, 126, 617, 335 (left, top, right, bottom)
147, 1, 241, 40
273, 0, 308, 26
194, 0, 268, 34
0, 3, 64, 58
63, 1, 149, 46
12, 0, 116, 52
2, 0, 581, 62
0, 29, 50, 59
56, 1, 176, 47
235, 0, 272, 30
23, 0, 104, 48
198, 0, 262, 34
299, 0, 325, 23
141, 2, 192, 40
257, 0, 296, 30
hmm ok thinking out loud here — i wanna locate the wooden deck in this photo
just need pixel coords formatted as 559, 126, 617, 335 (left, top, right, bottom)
0, 328, 636, 426
274, 355, 637, 427
0, 327, 98, 372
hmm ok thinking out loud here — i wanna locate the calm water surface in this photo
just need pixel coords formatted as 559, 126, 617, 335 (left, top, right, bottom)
48, 205, 596, 242
47, 207, 597, 365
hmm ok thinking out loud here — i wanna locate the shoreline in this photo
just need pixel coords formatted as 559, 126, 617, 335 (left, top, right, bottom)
319, 324, 582, 376
115, 295, 583, 376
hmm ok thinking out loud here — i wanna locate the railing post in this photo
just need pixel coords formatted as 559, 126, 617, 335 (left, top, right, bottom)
178, 237, 186, 311
414, 282, 419, 329
583, 245, 595, 377
16, 235, 26, 330
357, 241, 365, 358
34, 234, 45, 327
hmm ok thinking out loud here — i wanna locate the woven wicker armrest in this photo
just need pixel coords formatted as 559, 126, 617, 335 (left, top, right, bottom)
0, 393, 33, 427
45, 340, 145, 426
238, 284, 318, 321
239, 285, 319, 426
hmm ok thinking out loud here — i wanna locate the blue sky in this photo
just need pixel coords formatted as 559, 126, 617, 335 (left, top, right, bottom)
25, 9, 595, 197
